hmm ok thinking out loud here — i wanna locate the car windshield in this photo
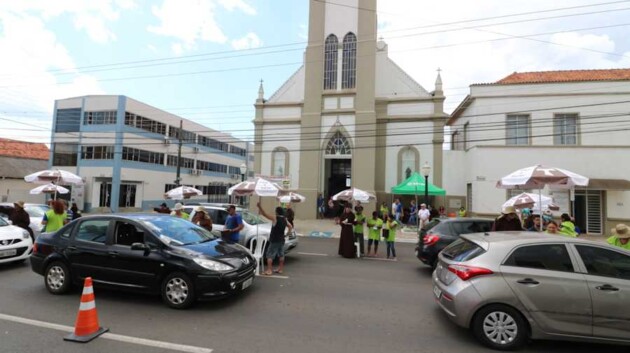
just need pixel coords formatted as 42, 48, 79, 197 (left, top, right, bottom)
139, 216, 215, 246
25, 205, 49, 217
240, 210, 269, 225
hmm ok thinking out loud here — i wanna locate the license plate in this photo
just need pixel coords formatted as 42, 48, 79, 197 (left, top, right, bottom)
433, 286, 442, 299
0, 249, 17, 258
242, 277, 253, 290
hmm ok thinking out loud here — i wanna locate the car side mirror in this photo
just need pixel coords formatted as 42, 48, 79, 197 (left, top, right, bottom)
131, 242, 149, 251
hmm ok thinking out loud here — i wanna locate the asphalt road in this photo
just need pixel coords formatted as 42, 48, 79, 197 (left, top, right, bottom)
0, 237, 627, 353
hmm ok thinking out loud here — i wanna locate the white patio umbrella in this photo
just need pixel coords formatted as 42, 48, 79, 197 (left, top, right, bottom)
164, 186, 203, 200
24, 169, 84, 186
502, 192, 559, 213
277, 191, 306, 204
29, 183, 70, 195
497, 165, 589, 231
332, 187, 376, 203
228, 177, 285, 239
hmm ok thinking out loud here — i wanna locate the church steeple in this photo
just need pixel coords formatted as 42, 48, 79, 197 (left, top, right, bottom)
434, 68, 443, 96
257, 79, 265, 103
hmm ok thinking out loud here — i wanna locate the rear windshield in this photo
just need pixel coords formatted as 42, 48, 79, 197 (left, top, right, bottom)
431, 222, 451, 233
441, 238, 485, 262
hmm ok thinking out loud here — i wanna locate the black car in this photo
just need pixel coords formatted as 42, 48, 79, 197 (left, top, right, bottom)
415, 217, 493, 268
30, 214, 256, 309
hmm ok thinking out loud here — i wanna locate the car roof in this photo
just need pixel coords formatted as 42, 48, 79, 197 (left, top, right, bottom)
438, 217, 493, 223
461, 231, 606, 250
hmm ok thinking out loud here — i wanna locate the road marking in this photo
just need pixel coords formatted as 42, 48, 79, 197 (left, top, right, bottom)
362, 257, 398, 262
308, 231, 333, 238
0, 312, 213, 353
257, 274, 289, 279
297, 252, 328, 256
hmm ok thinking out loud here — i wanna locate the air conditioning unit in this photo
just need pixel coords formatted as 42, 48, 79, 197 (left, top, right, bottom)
192, 147, 200, 153
163, 138, 171, 146
189, 169, 196, 175
231, 174, 240, 180
194, 169, 202, 176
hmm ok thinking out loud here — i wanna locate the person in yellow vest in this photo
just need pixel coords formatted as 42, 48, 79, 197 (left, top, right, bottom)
41, 200, 68, 233
170, 203, 189, 220
607, 224, 630, 250
366, 211, 383, 257
353, 205, 366, 257
558, 213, 578, 237
379, 202, 389, 219
458, 207, 467, 218
384, 214, 399, 260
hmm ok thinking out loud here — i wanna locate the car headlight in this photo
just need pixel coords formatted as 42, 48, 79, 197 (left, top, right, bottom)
193, 258, 234, 272
22, 230, 30, 239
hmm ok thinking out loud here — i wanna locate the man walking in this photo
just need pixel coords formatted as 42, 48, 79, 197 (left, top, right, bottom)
257, 202, 293, 275
418, 203, 431, 229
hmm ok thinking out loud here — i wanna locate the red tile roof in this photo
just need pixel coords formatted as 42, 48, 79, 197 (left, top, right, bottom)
0, 138, 49, 160
496, 68, 630, 84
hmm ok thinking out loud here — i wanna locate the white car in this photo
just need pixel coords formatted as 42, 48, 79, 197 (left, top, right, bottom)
0, 216, 33, 264
0, 203, 49, 238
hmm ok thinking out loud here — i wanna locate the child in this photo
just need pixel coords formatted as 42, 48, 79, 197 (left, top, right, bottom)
384, 214, 399, 260
366, 211, 383, 257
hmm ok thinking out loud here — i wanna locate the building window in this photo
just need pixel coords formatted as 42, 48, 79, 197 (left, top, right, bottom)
342, 32, 357, 89
397, 146, 419, 182
81, 146, 114, 160
271, 148, 288, 177
166, 155, 194, 169
168, 126, 196, 144
84, 111, 117, 125
125, 112, 167, 136
55, 108, 81, 132
122, 147, 164, 165
52, 143, 78, 166
325, 131, 351, 156
506, 114, 530, 145
324, 34, 338, 90
554, 113, 577, 145
197, 160, 227, 174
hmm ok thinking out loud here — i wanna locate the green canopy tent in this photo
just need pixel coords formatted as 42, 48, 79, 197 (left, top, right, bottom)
391, 172, 446, 196
391, 173, 446, 228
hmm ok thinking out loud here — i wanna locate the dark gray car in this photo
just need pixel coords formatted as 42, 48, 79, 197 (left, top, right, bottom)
433, 232, 630, 350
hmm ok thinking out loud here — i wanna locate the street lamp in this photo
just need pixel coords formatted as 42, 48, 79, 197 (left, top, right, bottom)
421, 162, 431, 207
239, 163, 247, 206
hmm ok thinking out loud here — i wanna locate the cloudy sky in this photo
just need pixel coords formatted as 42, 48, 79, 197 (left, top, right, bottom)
1, 0, 629, 143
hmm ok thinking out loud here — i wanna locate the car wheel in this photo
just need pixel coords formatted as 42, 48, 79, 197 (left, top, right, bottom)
44, 261, 71, 294
161, 272, 195, 309
472, 304, 527, 351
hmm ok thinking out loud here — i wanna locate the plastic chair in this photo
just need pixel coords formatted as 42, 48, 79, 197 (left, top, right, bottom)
249, 235, 268, 275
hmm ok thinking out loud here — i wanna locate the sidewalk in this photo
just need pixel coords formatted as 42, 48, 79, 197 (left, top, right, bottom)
292, 218, 608, 244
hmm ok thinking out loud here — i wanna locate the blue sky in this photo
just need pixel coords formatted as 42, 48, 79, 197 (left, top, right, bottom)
1, 0, 629, 143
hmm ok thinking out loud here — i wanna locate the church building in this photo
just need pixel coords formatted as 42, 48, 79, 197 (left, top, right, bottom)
254, 0, 447, 218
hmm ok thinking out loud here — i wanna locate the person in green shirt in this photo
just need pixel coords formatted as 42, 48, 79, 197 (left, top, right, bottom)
353, 205, 366, 257
170, 203, 190, 220
558, 213, 578, 237
607, 224, 630, 250
384, 215, 399, 260
366, 211, 383, 257
379, 202, 389, 219
41, 200, 68, 233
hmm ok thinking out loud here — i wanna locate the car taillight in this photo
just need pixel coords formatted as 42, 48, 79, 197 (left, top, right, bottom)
447, 264, 493, 281
423, 234, 439, 246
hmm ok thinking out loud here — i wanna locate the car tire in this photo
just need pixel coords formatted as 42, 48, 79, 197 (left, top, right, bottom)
44, 261, 72, 295
161, 272, 196, 309
472, 304, 527, 351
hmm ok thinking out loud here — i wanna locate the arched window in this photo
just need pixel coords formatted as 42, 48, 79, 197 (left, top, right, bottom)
342, 32, 357, 89
272, 148, 288, 176
398, 147, 419, 182
325, 131, 351, 156
324, 34, 338, 90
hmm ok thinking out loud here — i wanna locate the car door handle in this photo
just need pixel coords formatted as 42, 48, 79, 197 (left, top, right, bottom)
108, 251, 118, 257
67, 246, 77, 251
596, 284, 619, 292
517, 278, 540, 285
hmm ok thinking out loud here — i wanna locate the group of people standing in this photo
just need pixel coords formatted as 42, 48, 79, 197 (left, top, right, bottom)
337, 204, 399, 260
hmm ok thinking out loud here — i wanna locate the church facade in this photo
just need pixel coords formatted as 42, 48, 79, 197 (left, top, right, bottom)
253, 0, 447, 218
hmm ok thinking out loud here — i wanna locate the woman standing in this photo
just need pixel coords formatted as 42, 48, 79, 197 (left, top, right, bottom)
338, 205, 356, 258
384, 214, 399, 260
41, 200, 68, 233
191, 207, 213, 232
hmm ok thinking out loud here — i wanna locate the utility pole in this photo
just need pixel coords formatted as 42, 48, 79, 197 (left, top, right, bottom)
175, 120, 183, 187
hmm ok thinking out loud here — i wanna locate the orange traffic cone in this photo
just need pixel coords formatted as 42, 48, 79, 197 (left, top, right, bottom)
64, 277, 108, 343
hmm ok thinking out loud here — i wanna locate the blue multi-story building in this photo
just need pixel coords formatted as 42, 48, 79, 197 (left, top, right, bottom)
51, 95, 253, 212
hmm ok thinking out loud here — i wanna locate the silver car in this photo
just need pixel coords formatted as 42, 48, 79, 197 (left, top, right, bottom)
433, 231, 630, 350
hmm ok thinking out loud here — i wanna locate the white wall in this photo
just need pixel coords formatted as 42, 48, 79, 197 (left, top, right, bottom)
387, 102, 433, 116
0, 179, 46, 204
384, 121, 434, 191
262, 107, 302, 120
261, 124, 301, 189
324, 0, 358, 39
